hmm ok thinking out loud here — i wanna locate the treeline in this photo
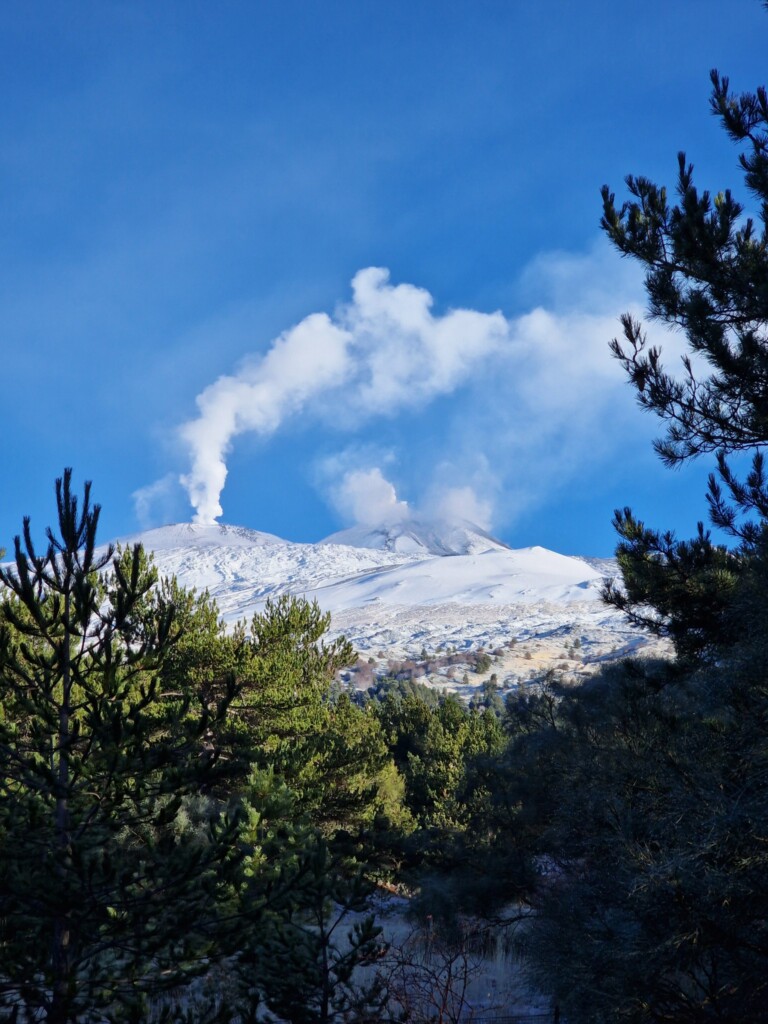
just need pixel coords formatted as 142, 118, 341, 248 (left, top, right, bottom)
5, 469, 765, 1023
0, 471, 512, 1022
501, 37, 768, 1020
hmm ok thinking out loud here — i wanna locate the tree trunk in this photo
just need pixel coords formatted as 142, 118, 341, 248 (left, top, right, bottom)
50, 592, 73, 1023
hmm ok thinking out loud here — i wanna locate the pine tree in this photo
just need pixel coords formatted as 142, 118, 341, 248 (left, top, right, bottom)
0, 471, 242, 1022
510, 17, 768, 1017
601, 78, 768, 469
256, 838, 386, 1024
600, 33, 768, 657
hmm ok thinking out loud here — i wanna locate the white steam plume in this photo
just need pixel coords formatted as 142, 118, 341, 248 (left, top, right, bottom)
179, 268, 508, 523
180, 312, 353, 522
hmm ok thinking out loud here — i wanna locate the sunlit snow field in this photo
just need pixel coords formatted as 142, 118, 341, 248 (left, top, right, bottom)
114, 521, 666, 686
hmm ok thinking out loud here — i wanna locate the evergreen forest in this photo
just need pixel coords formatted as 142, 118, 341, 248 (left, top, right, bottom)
2, 18, 768, 1024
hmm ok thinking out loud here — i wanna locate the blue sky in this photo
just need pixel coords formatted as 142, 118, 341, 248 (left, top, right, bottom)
2, 0, 767, 556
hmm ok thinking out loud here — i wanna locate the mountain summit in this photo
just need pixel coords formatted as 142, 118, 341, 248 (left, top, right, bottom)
113, 516, 605, 623
104, 518, 656, 666
320, 517, 510, 557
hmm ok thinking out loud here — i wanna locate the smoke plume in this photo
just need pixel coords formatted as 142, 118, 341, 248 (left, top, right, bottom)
179, 267, 508, 522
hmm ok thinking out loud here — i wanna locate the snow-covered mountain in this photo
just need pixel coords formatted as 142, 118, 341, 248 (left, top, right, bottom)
112, 519, 660, 673
117, 520, 602, 618
320, 517, 510, 556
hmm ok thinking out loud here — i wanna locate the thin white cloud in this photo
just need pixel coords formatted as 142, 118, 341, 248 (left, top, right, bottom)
132, 473, 180, 530
427, 485, 493, 530
323, 459, 495, 532
444, 289, 685, 527
421, 455, 499, 530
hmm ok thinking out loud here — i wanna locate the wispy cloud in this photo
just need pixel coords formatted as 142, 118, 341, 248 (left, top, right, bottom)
322, 459, 495, 532
131, 473, 181, 530
421, 456, 498, 530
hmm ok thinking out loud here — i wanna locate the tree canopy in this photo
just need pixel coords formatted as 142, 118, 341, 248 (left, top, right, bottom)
508, 26, 768, 1021
0, 472, 403, 1022
0, 471, 243, 1021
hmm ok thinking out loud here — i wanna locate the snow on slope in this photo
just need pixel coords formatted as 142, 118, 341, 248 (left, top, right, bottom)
116, 522, 603, 620
115, 522, 423, 621
311, 546, 604, 612
104, 520, 651, 663
320, 517, 510, 556
120, 522, 286, 551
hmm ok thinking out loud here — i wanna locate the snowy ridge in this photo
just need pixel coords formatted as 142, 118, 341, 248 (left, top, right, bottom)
310, 546, 604, 612
320, 517, 510, 556
115, 523, 422, 617
114, 521, 603, 622
102, 519, 660, 666
119, 522, 286, 552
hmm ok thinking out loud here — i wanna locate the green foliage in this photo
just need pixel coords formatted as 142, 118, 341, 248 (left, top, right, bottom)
227, 597, 396, 837
474, 652, 492, 674
245, 595, 354, 740
507, 32, 768, 1019
0, 471, 243, 1022
599, 49, 768, 650
208, 767, 389, 1024
0, 474, 414, 1023
471, 675, 504, 717
372, 687, 513, 920
513, 657, 768, 1021
375, 693, 498, 829
603, 508, 742, 661
601, 76, 768, 469
254, 838, 387, 1024
365, 674, 442, 708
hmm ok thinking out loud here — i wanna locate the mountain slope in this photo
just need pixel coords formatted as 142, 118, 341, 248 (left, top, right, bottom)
114, 522, 420, 618
101, 520, 660, 668
116, 521, 602, 620
320, 517, 510, 556
311, 546, 603, 611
